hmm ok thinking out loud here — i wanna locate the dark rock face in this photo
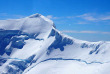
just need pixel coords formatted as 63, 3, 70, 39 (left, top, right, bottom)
81, 43, 101, 55
89, 44, 100, 54
47, 29, 73, 55
0, 30, 42, 56
1, 54, 36, 74
9, 61, 27, 72
0, 58, 7, 66
0, 30, 20, 55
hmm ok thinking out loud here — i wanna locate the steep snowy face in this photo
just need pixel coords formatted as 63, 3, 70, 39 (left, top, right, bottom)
0, 13, 54, 55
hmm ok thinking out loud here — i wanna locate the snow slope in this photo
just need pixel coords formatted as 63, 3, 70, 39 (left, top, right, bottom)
0, 13, 110, 74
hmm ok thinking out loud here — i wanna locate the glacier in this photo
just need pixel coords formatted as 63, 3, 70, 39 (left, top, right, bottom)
0, 13, 110, 74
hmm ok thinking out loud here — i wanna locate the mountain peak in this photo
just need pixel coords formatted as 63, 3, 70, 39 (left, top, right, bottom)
28, 13, 41, 18
0, 13, 54, 34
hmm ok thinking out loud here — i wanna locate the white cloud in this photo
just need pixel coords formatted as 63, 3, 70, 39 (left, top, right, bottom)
77, 21, 88, 24
46, 15, 62, 19
101, 32, 110, 34
77, 13, 110, 21
61, 30, 79, 33
61, 30, 110, 35
46, 15, 75, 20
100, 16, 110, 20
80, 31, 98, 33
77, 13, 97, 21
0, 13, 25, 19
46, 15, 53, 19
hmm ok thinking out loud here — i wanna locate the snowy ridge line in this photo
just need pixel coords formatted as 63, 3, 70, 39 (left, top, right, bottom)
24, 58, 108, 73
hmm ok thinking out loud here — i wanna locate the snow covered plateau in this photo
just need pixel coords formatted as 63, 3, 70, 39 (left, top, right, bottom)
0, 13, 110, 74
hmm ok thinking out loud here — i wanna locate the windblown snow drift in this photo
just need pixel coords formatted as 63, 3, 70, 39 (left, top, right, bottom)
0, 13, 110, 74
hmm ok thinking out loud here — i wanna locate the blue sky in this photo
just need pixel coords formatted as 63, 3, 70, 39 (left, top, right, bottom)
0, 0, 110, 41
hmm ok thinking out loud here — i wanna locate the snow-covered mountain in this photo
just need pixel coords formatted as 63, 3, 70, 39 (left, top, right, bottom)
0, 13, 110, 74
